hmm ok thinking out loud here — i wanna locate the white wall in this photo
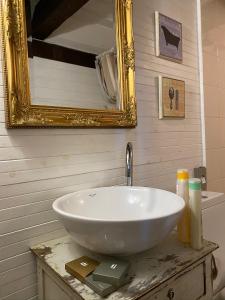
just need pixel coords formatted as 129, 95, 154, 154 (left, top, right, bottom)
0, 1, 201, 299
29, 57, 115, 109
47, 0, 114, 54
201, 0, 225, 192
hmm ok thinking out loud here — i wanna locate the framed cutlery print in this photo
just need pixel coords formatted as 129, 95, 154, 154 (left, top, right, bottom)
158, 76, 185, 119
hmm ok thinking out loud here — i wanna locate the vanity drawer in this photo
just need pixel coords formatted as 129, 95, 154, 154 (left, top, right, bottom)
149, 262, 205, 300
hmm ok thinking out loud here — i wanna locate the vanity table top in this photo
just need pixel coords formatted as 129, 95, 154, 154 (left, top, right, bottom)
31, 234, 217, 300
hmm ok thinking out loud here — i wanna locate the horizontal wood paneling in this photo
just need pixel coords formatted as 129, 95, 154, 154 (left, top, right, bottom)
0, 284, 37, 300
29, 57, 109, 109
0, 229, 67, 261
0, 273, 36, 299
0, 0, 202, 299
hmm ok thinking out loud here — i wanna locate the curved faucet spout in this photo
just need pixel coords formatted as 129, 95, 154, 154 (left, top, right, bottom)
125, 142, 133, 186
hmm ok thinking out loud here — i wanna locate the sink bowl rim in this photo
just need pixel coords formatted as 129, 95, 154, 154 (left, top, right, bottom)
53, 186, 185, 223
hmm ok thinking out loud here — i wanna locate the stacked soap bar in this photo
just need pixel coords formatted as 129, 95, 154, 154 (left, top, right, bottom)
85, 274, 131, 297
65, 256, 131, 297
92, 259, 130, 286
65, 256, 99, 282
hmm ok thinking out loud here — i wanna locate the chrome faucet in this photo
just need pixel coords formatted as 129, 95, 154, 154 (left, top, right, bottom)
125, 142, 133, 186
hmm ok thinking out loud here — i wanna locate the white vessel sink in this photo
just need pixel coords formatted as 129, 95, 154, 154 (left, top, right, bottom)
53, 186, 185, 255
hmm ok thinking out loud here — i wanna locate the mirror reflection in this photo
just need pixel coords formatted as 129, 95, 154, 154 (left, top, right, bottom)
26, 0, 120, 110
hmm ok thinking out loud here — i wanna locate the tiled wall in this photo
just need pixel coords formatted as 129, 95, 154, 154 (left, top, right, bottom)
201, 0, 225, 192
0, 1, 201, 299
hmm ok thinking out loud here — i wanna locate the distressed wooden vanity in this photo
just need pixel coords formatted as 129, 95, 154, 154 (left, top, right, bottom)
31, 234, 217, 300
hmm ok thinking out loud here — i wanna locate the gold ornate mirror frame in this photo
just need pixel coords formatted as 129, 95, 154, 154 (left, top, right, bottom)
1, 0, 136, 128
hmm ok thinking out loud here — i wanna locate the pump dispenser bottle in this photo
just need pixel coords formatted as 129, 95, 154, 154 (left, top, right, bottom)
189, 178, 203, 250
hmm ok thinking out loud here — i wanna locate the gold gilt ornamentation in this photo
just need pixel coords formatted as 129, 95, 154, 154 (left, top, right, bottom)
118, 97, 136, 126
124, 40, 135, 72
64, 113, 101, 126
11, 91, 54, 125
1, 0, 136, 128
30, 111, 54, 125
122, 0, 132, 9
11, 91, 29, 124
5, 0, 22, 50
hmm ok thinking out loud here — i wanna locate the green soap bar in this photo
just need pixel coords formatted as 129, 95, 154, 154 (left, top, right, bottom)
85, 275, 116, 297
85, 274, 132, 297
92, 259, 130, 286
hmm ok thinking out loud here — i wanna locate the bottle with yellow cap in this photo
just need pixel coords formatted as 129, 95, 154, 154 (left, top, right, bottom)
176, 169, 191, 244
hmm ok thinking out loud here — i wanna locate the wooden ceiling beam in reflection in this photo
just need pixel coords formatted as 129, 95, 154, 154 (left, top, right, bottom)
31, 0, 90, 40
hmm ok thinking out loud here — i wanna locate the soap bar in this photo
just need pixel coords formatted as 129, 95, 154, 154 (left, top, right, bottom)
85, 274, 131, 297
85, 275, 116, 297
65, 256, 99, 282
92, 259, 130, 286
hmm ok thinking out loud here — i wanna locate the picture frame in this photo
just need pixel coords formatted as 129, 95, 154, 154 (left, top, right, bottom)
1, 0, 137, 128
158, 76, 185, 119
155, 12, 182, 63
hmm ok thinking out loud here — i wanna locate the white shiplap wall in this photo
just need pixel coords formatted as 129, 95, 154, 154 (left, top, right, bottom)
29, 57, 112, 109
0, 1, 201, 299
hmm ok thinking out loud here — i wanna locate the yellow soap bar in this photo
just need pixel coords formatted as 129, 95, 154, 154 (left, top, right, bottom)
65, 256, 100, 282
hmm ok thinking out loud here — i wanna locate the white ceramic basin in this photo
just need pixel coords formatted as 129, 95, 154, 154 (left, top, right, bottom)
53, 186, 185, 255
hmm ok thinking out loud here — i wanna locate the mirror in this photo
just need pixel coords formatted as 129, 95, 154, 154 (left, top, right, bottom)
28, 0, 120, 110
1, 0, 136, 127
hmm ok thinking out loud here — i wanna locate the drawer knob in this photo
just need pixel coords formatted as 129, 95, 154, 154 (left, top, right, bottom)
167, 288, 175, 299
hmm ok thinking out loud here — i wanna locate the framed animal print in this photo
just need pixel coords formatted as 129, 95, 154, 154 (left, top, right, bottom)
155, 12, 182, 63
158, 76, 185, 119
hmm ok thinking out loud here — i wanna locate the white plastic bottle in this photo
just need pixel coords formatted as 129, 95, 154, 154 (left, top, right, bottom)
189, 178, 203, 250
176, 169, 190, 244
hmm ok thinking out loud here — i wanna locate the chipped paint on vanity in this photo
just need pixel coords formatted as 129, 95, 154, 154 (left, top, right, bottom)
31, 234, 218, 300
31, 246, 52, 259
